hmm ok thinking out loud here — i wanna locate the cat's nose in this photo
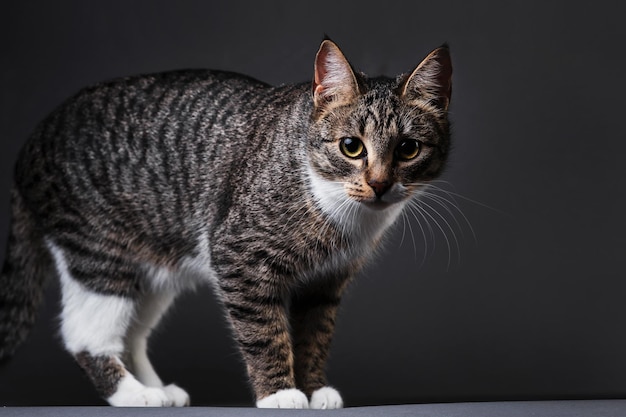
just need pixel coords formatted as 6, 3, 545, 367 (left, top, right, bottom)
368, 179, 392, 198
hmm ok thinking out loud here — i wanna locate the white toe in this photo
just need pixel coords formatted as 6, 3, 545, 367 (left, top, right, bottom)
107, 375, 172, 407
310, 386, 343, 409
163, 384, 190, 406
256, 388, 309, 409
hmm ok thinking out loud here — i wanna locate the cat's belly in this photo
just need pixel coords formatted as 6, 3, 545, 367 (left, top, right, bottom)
143, 231, 217, 293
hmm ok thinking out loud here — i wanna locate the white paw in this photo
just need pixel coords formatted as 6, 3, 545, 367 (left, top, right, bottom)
163, 384, 190, 406
108, 375, 172, 407
256, 388, 309, 409
109, 386, 172, 407
310, 386, 343, 409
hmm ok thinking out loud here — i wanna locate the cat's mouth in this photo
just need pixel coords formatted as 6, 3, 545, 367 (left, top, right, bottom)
356, 183, 410, 211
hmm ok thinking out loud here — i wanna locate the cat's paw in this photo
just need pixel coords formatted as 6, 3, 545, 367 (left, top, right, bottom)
310, 386, 343, 409
163, 384, 190, 406
108, 375, 174, 407
256, 388, 309, 409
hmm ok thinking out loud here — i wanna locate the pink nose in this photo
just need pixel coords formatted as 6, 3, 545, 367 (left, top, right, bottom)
368, 179, 392, 198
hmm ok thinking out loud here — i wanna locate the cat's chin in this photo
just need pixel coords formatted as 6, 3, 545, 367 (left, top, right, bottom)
362, 200, 394, 211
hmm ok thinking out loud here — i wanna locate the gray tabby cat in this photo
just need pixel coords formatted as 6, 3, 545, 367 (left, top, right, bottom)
0, 39, 452, 408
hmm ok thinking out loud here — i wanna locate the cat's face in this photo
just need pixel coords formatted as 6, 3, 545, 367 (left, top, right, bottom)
307, 40, 451, 216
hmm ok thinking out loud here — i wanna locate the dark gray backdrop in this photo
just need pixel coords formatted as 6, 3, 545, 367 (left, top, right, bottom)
1, 0, 625, 407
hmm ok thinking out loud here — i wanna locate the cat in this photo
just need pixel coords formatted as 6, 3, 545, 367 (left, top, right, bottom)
0, 39, 452, 408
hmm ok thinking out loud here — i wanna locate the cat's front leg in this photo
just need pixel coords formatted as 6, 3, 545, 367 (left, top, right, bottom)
290, 276, 349, 409
217, 278, 308, 408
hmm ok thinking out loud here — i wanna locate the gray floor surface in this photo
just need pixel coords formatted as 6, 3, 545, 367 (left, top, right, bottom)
3, 400, 626, 416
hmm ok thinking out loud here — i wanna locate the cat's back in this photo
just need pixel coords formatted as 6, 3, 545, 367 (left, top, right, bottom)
22, 68, 269, 147
13, 69, 277, 235
28, 68, 270, 145
16, 69, 271, 184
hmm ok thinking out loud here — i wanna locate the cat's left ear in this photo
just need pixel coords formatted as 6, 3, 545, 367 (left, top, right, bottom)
312, 40, 361, 111
401, 45, 452, 111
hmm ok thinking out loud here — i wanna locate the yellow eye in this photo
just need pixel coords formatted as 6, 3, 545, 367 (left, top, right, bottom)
396, 139, 421, 161
339, 137, 366, 159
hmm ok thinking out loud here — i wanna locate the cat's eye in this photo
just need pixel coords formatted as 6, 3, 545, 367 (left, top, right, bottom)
395, 139, 421, 161
339, 137, 366, 159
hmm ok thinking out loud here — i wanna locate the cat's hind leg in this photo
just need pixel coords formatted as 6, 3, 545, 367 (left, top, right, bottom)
47, 241, 177, 406
126, 289, 189, 406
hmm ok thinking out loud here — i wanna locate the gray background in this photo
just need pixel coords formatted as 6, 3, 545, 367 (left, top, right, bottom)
1, 0, 625, 407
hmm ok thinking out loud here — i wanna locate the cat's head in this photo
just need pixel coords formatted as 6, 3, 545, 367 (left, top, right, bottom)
307, 40, 452, 220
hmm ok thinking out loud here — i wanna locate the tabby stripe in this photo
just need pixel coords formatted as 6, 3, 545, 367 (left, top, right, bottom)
64, 256, 130, 281
364, 106, 381, 127
219, 276, 263, 297
247, 249, 294, 277
228, 309, 270, 326
78, 163, 116, 217
190, 83, 218, 148
204, 91, 236, 150
143, 177, 161, 234
225, 303, 270, 325
218, 283, 241, 294
384, 112, 397, 131
187, 99, 213, 216
110, 88, 130, 196
53, 236, 128, 267
137, 86, 169, 166
259, 347, 291, 366
136, 82, 159, 146
158, 88, 187, 176
241, 293, 281, 307
219, 271, 244, 281
80, 127, 119, 211
68, 263, 137, 285
265, 367, 292, 382
177, 86, 209, 216
156, 86, 188, 167
239, 338, 273, 351
169, 87, 199, 226
151, 86, 180, 227
224, 301, 263, 317
51, 218, 95, 240
51, 108, 86, 217
242, 276, 264, 288
214, 99, 239, 128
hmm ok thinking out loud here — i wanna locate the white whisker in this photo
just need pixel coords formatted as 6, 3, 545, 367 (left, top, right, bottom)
408, 199, 453, 270
420, 190, 477, 244
401, 207, 422, 266
417, 197, 460, 266
425, 182, 503, 214
404, 201, 434, 265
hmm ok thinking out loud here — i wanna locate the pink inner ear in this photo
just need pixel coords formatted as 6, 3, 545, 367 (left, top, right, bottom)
312, 40, 359, 107
314, 45, 333, 99
314, 47, 329, 88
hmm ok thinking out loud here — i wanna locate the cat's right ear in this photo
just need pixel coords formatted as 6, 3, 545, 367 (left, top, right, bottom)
312, 40, 360, 112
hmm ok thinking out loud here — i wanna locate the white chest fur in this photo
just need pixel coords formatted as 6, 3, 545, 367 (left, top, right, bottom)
306, 166, 405, 246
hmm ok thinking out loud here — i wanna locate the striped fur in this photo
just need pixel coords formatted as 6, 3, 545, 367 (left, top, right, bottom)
0, 40, 452, 407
